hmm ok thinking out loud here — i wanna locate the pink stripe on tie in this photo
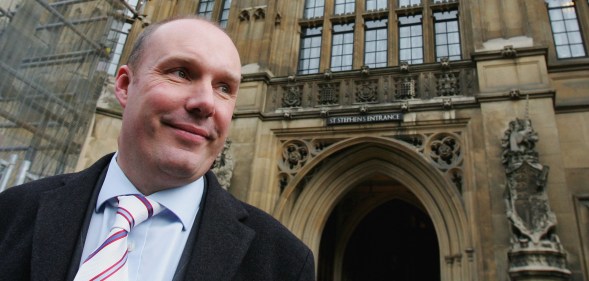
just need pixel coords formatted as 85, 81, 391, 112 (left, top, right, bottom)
89, 251, 128, 281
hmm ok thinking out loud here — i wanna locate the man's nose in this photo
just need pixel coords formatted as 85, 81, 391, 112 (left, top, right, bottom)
185, 80, 215, 118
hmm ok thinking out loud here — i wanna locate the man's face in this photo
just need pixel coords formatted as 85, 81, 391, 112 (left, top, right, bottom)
114, 19, 241, 193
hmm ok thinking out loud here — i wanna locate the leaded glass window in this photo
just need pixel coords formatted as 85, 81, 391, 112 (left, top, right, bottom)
334, 0, 355, 15
365, 19, 388, 68
399, 15, 423, 64
304, 0, 325, 18
331, 23, 354, 71
366, 0, 387, 11
546, 0, 586, 58
197, 0, 215, 19
219, 0, 232, 28
433, 10, 462, 61
398, 0, 421, 8
298, 27, 323, 74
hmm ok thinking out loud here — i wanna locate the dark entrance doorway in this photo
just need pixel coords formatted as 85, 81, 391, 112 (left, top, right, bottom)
318, 197, 440, 281
343, 199, 439, 280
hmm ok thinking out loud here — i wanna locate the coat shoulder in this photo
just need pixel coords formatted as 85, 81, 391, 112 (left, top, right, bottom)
239, 202, 316, 280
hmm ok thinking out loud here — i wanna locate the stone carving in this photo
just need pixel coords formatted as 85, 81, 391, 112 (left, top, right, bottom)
266, 66, 477, 112
501, 118, 540, 173
239, 10, 250, 21
211, 139, 234, 190
509, 88, 521, 99
437, 72, 459, 96
277, 139, 338, 192
361, 64, 370, 76
253, 7, 265, 20
281, 140, 309, 172
395, 77, 416, 99
355, 80, 378, 103
324, 69, 333, 80
450, 168, 463, 193
502, 45, 517, 58
400, 60, 409, 72
274, 12, 282, 25
282, 85, 303, 107
276, 134, 466, 194
501, 118, 571, 280
400, 101, 409, 112
429, 134, 461, 170
394, 135, 424, 150
440, 56, 450, 69
441, 98, 452, 109
318, 82, 339, 105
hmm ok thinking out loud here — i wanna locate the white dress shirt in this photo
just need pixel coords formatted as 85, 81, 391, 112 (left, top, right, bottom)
80, 154, 204, 280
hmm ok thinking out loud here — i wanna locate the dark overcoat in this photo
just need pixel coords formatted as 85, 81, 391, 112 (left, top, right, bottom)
0, 154, 315, 281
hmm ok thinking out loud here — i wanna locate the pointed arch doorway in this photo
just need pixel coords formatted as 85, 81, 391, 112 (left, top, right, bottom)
274, 137, 472, 281
317, 178, 440, 281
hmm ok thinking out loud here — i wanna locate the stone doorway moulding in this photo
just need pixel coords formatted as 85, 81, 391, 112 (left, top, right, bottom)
272, 136, 474, 281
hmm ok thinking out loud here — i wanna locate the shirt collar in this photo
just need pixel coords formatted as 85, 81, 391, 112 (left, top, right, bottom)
96, 153, 204, 230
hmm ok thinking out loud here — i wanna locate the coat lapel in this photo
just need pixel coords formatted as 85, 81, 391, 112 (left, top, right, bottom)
30, 155, 111, 280
182, 172, 255, 281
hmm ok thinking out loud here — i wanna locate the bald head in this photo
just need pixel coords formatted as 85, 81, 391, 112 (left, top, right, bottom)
126, 16, 232, 71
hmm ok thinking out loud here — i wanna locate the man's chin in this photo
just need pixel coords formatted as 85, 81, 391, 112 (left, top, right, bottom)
159, 160, 208, 182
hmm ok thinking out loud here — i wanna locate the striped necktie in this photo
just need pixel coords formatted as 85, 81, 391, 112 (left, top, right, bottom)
74, 194, 163, 281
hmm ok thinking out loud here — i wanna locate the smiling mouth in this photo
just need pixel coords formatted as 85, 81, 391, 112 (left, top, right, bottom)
166, 121, 212, 141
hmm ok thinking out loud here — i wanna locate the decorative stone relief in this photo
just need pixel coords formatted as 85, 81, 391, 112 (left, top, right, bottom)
395, 76, 417, 99
501, 45, 517, 58
440, 56, 450, 69
395, 132, 464, 193
253, 7, 265, 20
393, 135, 425, 152
239, 10, 250, 21
282, 85, 303, 107
284, 141, 309, 170
277, 133, 465, 194
355, 79, 378, 103
318, 82, 339, 105
361, 64, 370, 76
436, 72, 459, 96
427, 133, 462, 171
239, 6, 266, 21
501, 118, 571, 280
266, 65, 477, 113
400, 60, 409, 72
429, 133, 463, 193
277, 138, 340, 192
211, 139, 234, 190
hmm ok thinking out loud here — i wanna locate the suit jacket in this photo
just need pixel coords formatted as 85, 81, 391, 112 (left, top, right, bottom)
0, 154, 315, 281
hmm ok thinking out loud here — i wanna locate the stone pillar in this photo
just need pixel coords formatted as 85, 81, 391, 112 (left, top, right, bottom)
501, 118, 571, 281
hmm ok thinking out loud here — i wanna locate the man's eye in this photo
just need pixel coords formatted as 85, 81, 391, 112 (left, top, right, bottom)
218, 85, 230, 94
172, 69, 188, 79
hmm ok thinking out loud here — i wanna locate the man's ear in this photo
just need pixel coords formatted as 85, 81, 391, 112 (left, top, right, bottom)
114, 65, 132, 109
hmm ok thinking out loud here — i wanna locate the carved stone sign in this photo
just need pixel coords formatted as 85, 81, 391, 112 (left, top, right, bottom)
326, 113, 403, 126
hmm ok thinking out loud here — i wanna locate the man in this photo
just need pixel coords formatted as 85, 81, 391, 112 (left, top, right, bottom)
0, 16, 315, 280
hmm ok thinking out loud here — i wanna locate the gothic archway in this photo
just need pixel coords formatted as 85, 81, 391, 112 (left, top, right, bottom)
273, 136, 473, 280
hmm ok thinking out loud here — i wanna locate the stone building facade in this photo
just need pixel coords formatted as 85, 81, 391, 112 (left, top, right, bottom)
77, 0, 589, 280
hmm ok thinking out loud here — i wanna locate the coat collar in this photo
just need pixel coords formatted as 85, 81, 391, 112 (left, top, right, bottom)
31, 154, 111, 280
181, 172, 255, 281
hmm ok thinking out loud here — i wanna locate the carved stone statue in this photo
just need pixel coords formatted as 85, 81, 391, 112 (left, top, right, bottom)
501, 118, 570, 280
501, 118, 542, 172
211, 139, 234, 190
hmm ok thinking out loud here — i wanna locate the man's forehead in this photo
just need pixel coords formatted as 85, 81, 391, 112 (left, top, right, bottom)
154, 19, 219, 38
